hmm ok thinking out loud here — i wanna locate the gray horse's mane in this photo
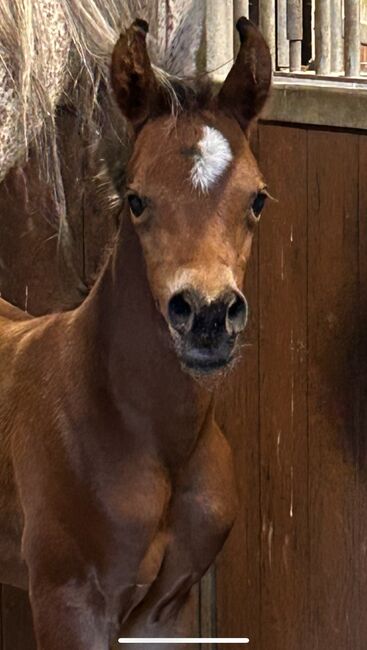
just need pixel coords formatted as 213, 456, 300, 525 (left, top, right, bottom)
0, 0, 205, 238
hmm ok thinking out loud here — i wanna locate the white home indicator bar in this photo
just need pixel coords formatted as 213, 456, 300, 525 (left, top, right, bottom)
118, 639, 249, 644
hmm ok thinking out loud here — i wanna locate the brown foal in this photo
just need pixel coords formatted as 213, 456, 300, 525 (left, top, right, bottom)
0, 17, 271, 650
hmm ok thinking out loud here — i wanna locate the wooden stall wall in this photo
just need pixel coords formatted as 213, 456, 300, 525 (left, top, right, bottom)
216, 122, 367, 650
0, 119, 366, 650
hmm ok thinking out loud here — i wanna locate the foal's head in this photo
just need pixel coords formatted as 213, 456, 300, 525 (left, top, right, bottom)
111, 18, 271, 375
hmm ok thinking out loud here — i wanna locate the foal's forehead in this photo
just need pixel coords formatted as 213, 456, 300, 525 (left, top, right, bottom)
185, 124, 233, 193
130, 113, 260, 195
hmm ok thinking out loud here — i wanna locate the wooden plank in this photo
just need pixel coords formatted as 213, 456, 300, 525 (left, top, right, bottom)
81, 121, 123, 284
56, 108, 87, 294
262, 81, 367, 132
0, 585, 2, 650
315, 0, 331, 74
0, 162, 62, 315
215, 131, 261, 648
259, 0, 276, 67
257, 123, 309, 649
344, 0, 361, 76
308, 129, 360, 649
191, 584, 200, 650
199, 568, 215, 644
0, 109, 85, 315
358, 134, 367, 649
1, 587, 36, 650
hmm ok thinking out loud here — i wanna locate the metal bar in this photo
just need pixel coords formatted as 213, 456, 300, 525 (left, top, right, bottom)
287, 0, 303, 71
344, 0, 361, 77
233, 0, 249, 56
277, 0, 290, 69
330, 0, 344, 73
315, 0, 331, 74
259, 0, 276, 69
205, 0, 234, 80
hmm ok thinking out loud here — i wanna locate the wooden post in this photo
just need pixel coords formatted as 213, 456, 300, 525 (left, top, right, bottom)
345, 0, 361, 77
206, 0, 234, 79
315, 0, 331, 74
287, 0, 303, 71
233, 0, 249, 55
233, 0, 249, 19
259, 0, 276, 69
277, 0, 290, 69
330, 0, 344, 73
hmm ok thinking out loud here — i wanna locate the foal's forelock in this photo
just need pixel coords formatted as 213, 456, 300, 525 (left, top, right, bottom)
190, 126, 233, 193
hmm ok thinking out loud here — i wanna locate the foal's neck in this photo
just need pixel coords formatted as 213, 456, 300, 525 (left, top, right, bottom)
79, 211, 213, 458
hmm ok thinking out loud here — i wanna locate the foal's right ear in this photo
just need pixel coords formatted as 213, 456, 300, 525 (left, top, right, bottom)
216, 17, 272, 133
111, 19, 159, 131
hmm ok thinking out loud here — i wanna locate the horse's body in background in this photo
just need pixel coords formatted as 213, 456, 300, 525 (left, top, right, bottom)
0, 17, 271, 650
0, 0, 204, 288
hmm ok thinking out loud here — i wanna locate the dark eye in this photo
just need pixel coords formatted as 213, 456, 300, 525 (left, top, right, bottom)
252, 192, 267, 217
127, 193, 146, 217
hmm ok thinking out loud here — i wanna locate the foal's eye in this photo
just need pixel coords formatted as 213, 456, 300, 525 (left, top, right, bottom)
251, 191, 267, 218
127, 194, 146, 218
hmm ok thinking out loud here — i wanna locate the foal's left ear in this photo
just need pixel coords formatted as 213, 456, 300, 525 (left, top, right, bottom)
111, 19, 159, 131
216, 18, 272, 133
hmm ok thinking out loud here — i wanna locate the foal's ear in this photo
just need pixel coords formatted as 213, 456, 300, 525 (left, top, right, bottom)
216, 17, 272, 132
111, 19, 159, 131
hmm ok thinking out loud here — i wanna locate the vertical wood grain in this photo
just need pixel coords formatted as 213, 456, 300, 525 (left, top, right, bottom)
0, 586, 2, 650
357, 135, 367, 649
258, 123, 309, 649
0, 109, 85, 315
0, 161, 67, 315
307, 129, 360, 649
215, 131, 261, 650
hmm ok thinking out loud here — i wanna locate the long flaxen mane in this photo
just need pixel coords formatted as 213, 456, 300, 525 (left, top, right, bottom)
0, 0, 205, 256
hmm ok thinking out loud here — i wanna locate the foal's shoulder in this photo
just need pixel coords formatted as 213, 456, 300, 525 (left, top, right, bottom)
0, 298, 32, 322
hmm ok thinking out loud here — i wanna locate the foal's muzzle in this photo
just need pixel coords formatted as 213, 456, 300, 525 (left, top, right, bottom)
168, 288, 247, 373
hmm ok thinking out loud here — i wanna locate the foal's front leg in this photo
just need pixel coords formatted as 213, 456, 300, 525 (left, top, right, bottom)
24, 530, 110, 650
29, 577, 110, 650
119, 422, 237, 650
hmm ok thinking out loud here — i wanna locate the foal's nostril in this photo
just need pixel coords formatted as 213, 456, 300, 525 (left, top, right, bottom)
168, 292, 193, 332
168, 289, 247, 337
226, 293, 247, 334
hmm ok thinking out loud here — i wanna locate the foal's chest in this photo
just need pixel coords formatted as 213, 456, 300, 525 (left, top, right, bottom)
98, 428, 237, 622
